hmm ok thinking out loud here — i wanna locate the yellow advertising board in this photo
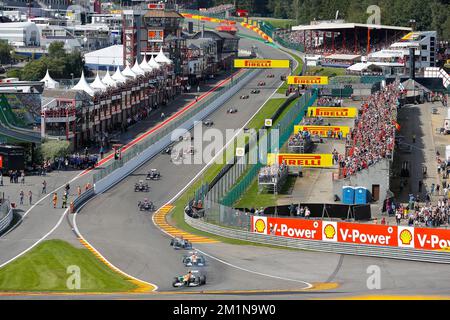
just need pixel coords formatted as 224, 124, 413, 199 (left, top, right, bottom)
294, 125, 350, 138
307, 107, 357, 118
287, 76, 329, 85
267, 153, 333, 167
234, 59, 290, 69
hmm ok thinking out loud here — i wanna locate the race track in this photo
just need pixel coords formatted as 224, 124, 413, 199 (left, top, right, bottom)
72, 20, 450, 299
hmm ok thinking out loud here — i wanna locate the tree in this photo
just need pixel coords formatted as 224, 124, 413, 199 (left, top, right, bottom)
40, 140, 71, 161
0, 40, 12, 65
6, 68, 21, 79
48, 41, 66, 58
20, 59, 47, 81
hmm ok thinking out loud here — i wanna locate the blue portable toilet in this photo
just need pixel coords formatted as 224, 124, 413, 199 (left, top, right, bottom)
355, 187, 369, 204
342, 186, 355, 204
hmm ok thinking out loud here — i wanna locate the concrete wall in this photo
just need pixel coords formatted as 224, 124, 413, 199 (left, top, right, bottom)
333, 158, 392, 204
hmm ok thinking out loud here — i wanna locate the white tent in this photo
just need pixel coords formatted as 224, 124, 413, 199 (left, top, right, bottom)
131, 59, 146, 75
90, 72, 107, 91
139, 55, 153, 72
112, 65, 127, 83
154, 47, 172, 64
41, 69, 59, 89
102, 68, 117, 87
149, 55, 161, 69
71, 71, 95, 96
122, 61, 137, 78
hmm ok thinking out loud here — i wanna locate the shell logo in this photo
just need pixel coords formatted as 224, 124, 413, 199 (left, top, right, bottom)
254, 219, 266, 233
399, 229, 413, 245
324, 224, 336, 239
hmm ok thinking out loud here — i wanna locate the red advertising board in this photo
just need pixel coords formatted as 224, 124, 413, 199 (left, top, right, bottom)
251, 216, 322, 241
251, 216, 450, 252
336, 222, 398, 246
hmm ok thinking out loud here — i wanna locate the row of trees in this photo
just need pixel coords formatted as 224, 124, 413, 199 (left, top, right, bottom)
7, 42, 85, 81
207, 0, 450, 40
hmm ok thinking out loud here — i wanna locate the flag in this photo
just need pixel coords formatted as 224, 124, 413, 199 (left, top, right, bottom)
392, 120, 401, 131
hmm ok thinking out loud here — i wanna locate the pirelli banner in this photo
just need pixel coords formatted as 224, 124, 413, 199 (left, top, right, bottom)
251, 216, 450, 251
234, 59, 290, 69
267, 153, 333, 167
294, 125, 350, 138
287, 76, 329, 85
307, 107, 358, 118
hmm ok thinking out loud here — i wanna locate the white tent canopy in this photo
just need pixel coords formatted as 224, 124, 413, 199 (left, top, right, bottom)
122, 61, 137, 78
71, 70, 95, 96
102, 68, 117, 87
112, 65, 127, 83
131, 59, 145, 75
90, 72, 107, 91
41, 69, 59, 89
139, 55, 153, 72
149, 55, 161, 69
154, 47, 172, 64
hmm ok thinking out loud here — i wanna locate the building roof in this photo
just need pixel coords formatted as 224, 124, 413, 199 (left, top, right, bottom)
144, 10, 184, 19
84, 45, 124, 67
122, 62, 137, 78
112, 65, 127, 83
102, 69, 117, 87
90, 72, 107, 91
139, 55, 153, 72
148, 55, 161, 69
154, 48, 172, 64
347, 62, 378, 72
131, 59, 146, 75
71, 71, 95, 96
325, 53, 361, 60
41, 69, 59, 89
292, 22, 411, 32
0, 21, 36, 29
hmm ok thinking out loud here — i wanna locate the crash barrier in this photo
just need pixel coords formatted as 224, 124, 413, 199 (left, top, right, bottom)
185, 211, 450, 264
240, 22, 273, 43
180, 12, 237, 25
94, 68, 262, 194
72, 188, 95, 212
0, 200, 13, 234
217, 92, 318, 206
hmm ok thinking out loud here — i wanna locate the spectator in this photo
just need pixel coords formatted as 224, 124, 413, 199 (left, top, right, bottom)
19, 190, 24, 205
28, 190, 32, 205
42, 180, 47, 194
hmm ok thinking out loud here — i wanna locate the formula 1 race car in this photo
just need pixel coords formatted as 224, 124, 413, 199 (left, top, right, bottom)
172, 270, 206, 288
162, 146, 172, 155
203, 119, 214, 127
227, 108, 238, 114
182, 252, 206, 267
257, 81, 266, 86
138, 199, 155, 211
146, 169, 161, 180
267, 74, 275, 78
251, 89, 260, 94
134, 180, 150, 192
240, 94, 249, 99
170, 237, 193, 250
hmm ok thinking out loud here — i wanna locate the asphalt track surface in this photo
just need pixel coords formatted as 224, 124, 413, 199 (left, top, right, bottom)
2, 20, 450, 299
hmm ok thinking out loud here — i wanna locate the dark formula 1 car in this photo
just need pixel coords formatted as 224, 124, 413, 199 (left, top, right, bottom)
138, 200, 155, 211
203, 119, 214, 127
251, 89, 260, 94
240, 94, 249, 99
170, 237, 193, 250
146, 169, 161, 180
182, 252, 206, 267
257, 81, 266, 86
267, 74, 275, 78
172, 270, 206, 288
134, 180, 150, 192
227, 108, 238, 114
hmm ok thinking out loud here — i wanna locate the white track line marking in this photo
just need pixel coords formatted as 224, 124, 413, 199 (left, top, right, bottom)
72, 201, 159, 292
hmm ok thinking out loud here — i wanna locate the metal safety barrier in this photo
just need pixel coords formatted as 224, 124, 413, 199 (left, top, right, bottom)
185, 213, 450, 264
0, 200, 13, 234
72, 188, 95, 212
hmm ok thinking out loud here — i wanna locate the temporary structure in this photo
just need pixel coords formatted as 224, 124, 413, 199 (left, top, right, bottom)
90, 72, 107, 91
154, 47, 172, 64
41, 69, 59, 89
71, 70, 95, 96
102, 68, 117, 87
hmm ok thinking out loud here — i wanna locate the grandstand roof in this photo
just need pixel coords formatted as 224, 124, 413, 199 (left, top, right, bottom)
325, 54, 361, 60
292, 22, 411, 32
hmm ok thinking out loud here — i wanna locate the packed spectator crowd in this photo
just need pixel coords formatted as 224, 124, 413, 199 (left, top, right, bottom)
258, 163, 288, 183
339, 82, 400, 178
288, 130, 313, 153
200, 4, 235, 14
317, 97, 343, 106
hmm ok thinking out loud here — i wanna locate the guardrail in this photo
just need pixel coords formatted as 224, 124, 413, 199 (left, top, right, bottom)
72, 188, 95, 212
185, 213, 450, 264
93, 68, 262, 194
0, 200, 13, 234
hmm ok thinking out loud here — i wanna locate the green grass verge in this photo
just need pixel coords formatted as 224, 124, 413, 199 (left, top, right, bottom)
0, 240, 138, 292
257, 18, 297, 29
306, 66, 347, 77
